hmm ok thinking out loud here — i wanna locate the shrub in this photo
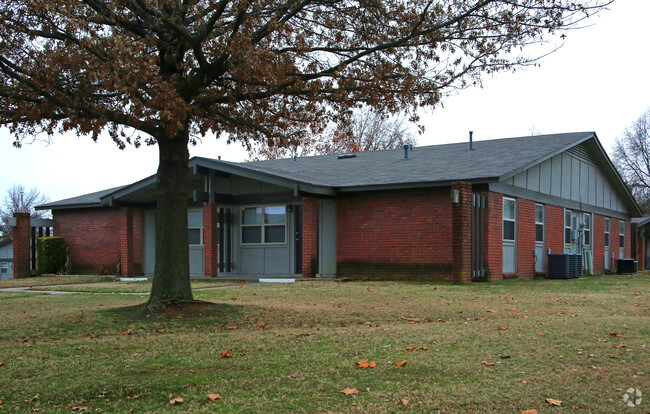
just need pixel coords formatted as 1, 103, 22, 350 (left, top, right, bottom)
36, 237, 66, 274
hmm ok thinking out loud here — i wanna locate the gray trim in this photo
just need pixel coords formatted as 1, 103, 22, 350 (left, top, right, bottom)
489, 182, 631, 220
7, 218, 15, 226
336, 177, 496, 193
7, 218, 54, 227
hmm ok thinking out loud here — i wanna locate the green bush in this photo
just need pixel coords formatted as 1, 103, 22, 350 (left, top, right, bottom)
36, 237, 66, 274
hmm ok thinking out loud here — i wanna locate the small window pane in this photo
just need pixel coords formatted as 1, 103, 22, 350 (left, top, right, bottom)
242, 207, 262, 225
565, 210, 571, 224
584, 230, 590, 246
242, 227, 262, 243
188, 228, 201, 245
503, 221, 515, 241
565, 228, 571, 244
188, 210, 203, 228
264, 206, 286, 225
264, 225, 285, 243
604, 218, 610, 232
620, 221, 625, 235
620, 235, 625, 248
536, 224, 544, 242
605, 233, 610, 247
583, 214, 591, 230
503, 199, 515, 220
535, 205, 544, 223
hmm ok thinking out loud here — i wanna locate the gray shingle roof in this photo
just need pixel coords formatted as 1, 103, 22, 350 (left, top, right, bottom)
37, 186, 127, 210
235, 132, 595, 189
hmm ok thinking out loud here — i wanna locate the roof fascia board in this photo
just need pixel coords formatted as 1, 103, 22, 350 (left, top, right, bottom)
489, 182, 632, 220
98, 174, 157, 204
499, 133, 595, 182
36, 202, 105, 211
337, 177, 496, 193
192, 157, 336, 196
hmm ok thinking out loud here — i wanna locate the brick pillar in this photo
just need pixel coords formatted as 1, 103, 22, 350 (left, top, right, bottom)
120, 208, 135, 277
516, 198, 536, 279
451, 182, 472, 283
635, 225, 645, 271
203, 203, 219, 277
13, 212, 31, 278
302, 198, 318, 277
484, 192, 503, 281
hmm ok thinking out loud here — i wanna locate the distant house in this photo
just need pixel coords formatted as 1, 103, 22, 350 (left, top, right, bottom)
32, 132, 643, 281
0, 239, 13, 280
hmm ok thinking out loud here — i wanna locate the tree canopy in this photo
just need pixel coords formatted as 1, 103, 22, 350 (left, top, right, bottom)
0, 0, 609, 303
613, 109, 650, 213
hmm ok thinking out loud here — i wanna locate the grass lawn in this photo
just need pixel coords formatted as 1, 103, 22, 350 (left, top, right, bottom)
0, 276, 114, 289
1, 278, 238, 294
0, 274, 648, 413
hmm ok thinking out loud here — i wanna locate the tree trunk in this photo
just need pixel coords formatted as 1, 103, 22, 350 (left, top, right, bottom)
148, 129, 194, 303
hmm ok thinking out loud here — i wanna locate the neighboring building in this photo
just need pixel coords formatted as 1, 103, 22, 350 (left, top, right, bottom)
0, 239, 13, 280
32, 132, 642, 281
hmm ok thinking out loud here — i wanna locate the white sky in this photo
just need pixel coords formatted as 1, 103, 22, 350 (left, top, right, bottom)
1, 1, 649, 203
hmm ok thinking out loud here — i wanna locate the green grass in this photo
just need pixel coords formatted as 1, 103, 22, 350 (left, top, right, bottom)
0, 275, 114, 288
0, 274, 648, 412
15, 279, 238, 293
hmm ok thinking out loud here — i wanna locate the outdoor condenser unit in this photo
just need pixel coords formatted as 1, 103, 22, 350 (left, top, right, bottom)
617, 259, 638, 275
547, 254, 582, 279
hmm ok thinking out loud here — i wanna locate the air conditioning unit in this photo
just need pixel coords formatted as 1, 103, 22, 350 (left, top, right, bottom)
547, 254, 582, 279
617, 259, 637, 275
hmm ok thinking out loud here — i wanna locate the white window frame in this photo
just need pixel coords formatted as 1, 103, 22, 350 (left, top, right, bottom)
564, 209, 573, 245
502, 198, 517, 242
535, 204, 544, 243
583, 213, 591, 246
604, 218, 610, 248
241, 205, 287, 245
0, 262, 7, 274
619, 220, 625, 249
188, 209, 204, 246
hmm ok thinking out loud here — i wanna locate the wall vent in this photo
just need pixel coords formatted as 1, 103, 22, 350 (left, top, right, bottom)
337, 154, 356, 159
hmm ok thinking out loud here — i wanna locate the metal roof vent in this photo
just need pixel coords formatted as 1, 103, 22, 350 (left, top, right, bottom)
469, 131, 474, 150
402, 144, 410, 160
337, 153, 356, 159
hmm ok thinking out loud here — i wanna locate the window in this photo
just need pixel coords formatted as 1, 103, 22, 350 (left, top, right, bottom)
583, 213, 591, 246
503, 198, 516, 241
0, 263, 7, 274
535, 204, 544, 243
188, 210, 203, 246
619, 221, 625, 249
604, 218, 610, 248
242, 206, 286, 244
564, 210, 572, 244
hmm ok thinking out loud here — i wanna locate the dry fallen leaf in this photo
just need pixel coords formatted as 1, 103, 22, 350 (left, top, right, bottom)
393, 361, 407, 367
121, 329, 132, 335
227, 326, 238, 330
74, 316, 83, 323
506, 308, 517, 311
127, 393, 144, 400
356, 360, 376, 368
407, 318, 421, 324
0, 362, 5, 367
257, 322, 267, 330
71, 407, 90, 412
487, 309, 497, 313
537, 332, 545, 336
156, 329, 165, 333
609, 333, 620, 337
522, 380, 529, 384
482, 361, 496, 366
521, 410, 538, 414
220, 350, 233, 359
614, 343, 626, 348
207, 394, 221, 401
498, 326, 508, 330
610, 354, 619, 359
340, 388, 359, 396
366, 287, 373, 291
398, 399, 409, 406
288, 372, 299, 378
167, 396, 184, 406
545, 398, 563, 406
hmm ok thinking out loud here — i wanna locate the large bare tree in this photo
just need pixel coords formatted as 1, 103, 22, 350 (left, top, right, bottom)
0, 0, 608, 303
613, 109, 650, 213
0, 184, 50, 240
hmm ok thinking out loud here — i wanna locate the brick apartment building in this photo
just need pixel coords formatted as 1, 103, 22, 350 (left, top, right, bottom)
12, 132, 643, 281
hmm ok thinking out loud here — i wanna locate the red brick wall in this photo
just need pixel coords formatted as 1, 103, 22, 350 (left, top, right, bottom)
484, 192, 503, 281
545, 204, 564, 256
592, 214, 605, 274
301, 198, 318, 277
12, 212, 31, 278
451, 182, 472, 283
203, 203, 219, 277
53, 208, 143, 275
516, 198, 536, 279
336, 189, 453, 281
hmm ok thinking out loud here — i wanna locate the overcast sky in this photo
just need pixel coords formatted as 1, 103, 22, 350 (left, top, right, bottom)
1, 1, 649, 204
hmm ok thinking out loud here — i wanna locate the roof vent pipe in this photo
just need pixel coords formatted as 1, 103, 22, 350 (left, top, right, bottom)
403, 144, 410, 160
469, 131, 474, 150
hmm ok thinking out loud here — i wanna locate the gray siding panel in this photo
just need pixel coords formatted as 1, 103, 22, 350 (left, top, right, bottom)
571, 157, 580, 202
579, 161, 589, 203
264, 247, 291, 275
551, 155, 562, 197
319, 200, 337, 277
588, 164, 597, 206
539, 159, 552, 195
527, 164, 540, 193
514, 172, 527, 188
240, 248, 265, 274
561, 154, 572, 199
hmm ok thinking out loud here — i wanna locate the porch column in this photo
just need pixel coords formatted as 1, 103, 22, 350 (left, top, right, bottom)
301, 198, 318, 277
12, 212, 31, 278
203, 203, 219, 277
120, 207, 135, 277
451, 182, 472, 283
